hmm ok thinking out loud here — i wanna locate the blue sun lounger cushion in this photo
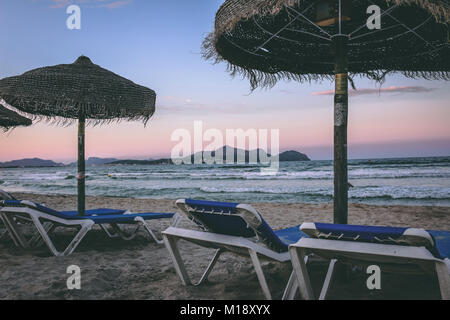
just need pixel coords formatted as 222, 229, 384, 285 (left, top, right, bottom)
1, 200, 126, 217
181, 199, 306, 253
0, 200, 174, 222
1, 199, 177, 256
300, 222, 450, 259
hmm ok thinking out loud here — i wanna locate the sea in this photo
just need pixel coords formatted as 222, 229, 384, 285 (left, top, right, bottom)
0, 156, 449, 206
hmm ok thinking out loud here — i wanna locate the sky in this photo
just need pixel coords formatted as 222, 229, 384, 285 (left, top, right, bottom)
0, 0, 449, 163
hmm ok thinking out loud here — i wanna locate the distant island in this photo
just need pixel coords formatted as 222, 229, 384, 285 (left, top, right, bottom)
68, 157, 119, 166
102, 147, 310, 165
0, 158, 64, 168
0, 147, 310, 168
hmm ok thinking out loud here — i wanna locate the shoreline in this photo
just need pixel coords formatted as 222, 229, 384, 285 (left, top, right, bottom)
3, 191, 450, 207
10, 192, 450, 230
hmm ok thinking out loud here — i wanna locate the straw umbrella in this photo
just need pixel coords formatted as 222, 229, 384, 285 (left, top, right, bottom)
0, 104, 32, 131
0, 56, 156, 215
203, 0, 449, 224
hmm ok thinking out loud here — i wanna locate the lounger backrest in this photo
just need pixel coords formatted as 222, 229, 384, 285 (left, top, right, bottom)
177, 199, 289, 253
0, 200, 71, 219
0, 189, 15, 201
0, 200, 129, 218
177, 199, 254, 237
301, 222, 443, 258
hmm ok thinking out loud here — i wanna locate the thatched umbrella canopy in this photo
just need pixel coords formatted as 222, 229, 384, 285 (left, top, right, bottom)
0, 56, 156, 215
204, 0, 449, 224
204, 0, 449, 87
0, 104, 32, 131
0, 56, 155, 124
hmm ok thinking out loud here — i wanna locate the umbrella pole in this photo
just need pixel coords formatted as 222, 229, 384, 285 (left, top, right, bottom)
333, 35, 348, 224
77, 112, 86, 216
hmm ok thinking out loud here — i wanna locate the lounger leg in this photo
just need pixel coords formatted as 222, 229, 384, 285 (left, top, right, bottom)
29, 222, 55, 247
2, 213, 28, 248
0, 214, 12, 242
99, 224, 120, 238
194, 249, 223, 286
135, 217, 164, 244
61, 222, 94, 256
31, 216, 93, 256
31, 215, 61, 256
163, 234, 192, 285
435, 261, 450, 300
282, 271, 298, 300
0, 216, 7, 241
248, 249, 272, 300
319, 259, 337, 300
282, 256, 309, 300
0, 214, 19, 246
289, 246, 314, 300
110, 223, 140, 241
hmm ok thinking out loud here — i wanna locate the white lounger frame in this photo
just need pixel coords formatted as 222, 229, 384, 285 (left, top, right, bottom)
0, 190, 16, 242
0, 215, 14, 242
163, 226, 304, 300
164, 200, 310, 300
286, 237, 450, 300
0, 205, 181, 256
0, 220, 7, 241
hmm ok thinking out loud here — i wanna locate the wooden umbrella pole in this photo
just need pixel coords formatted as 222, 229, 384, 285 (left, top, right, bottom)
77, 111, 86, 216
333, 34, 348, 224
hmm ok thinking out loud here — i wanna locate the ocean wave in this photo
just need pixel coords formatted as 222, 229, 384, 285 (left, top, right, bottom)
199, 185, 450, 200
1, 157, 450, 205
350, 157, 450, 166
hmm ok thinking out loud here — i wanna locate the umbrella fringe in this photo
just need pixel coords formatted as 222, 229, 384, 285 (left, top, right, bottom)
202, 29, 450, 90
0, 96, 152, 127
0, 100, 33, 130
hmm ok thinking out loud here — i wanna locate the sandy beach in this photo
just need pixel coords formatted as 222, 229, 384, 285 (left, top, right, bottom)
0, 192, 449, 300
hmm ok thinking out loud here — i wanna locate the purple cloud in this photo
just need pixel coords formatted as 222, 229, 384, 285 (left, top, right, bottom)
312, 86, 435, 96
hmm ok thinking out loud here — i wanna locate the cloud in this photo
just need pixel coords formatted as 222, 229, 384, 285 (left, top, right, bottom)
312, 86, 435, 96
50, 0, 131, 9
97, 0, 131, 9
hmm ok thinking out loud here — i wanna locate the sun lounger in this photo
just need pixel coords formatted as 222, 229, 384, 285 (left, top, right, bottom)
0, 199, 180, 256
0, 189, 15, 201
162, 199, 307, 300
0, 190, 16, 241
286, 222, 450, 300
0, 197, 127, 245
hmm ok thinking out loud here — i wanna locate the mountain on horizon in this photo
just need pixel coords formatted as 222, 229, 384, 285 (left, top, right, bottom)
0, 158, 64, 168
1, 148, 310, 168
107, 147, 310, 165
180, 146, 310, 163
68, 157, 119, 167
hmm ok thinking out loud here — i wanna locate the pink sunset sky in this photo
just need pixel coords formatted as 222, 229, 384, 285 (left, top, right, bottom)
0, 0, 449, 163
1, 82, 449, 163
